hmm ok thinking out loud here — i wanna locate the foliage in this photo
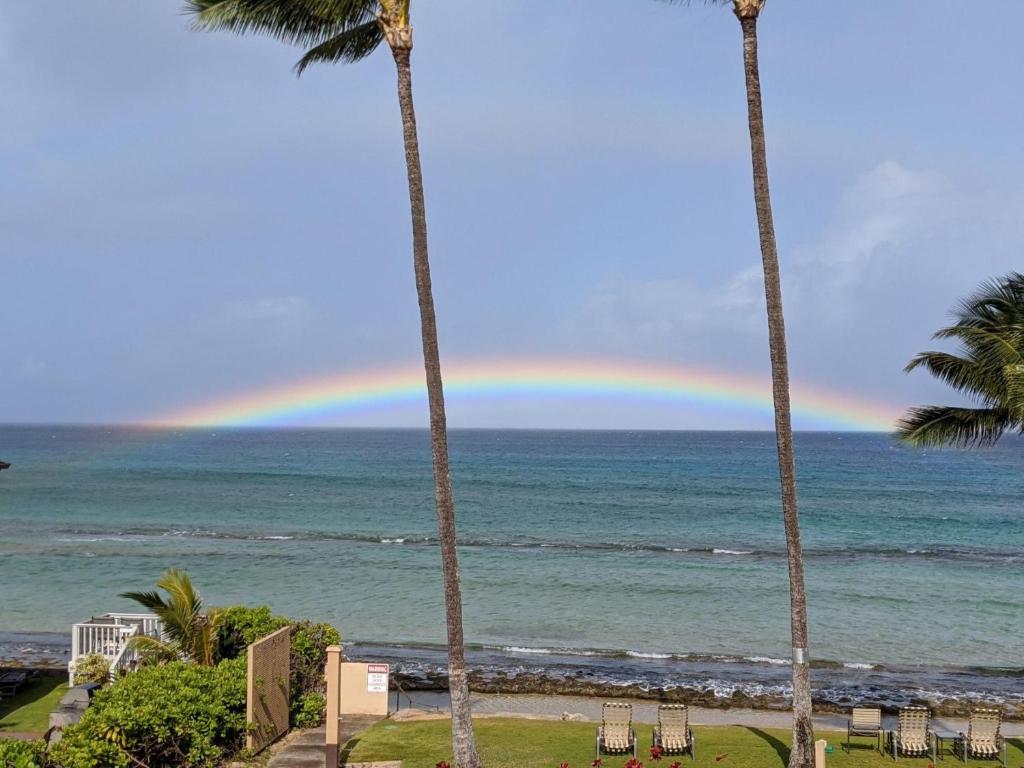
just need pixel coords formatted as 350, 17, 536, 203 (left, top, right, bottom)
215, 606, 339, 727
184, 0, 386, 72
121, 569, 224, 666
292, 692, 326, 729
216, 605, 289, 658
288, 619, 339, 718
50, 659, 247, 768
71, 655, 110, 687
0, 740, 45, 768
899, 272, 1024, 447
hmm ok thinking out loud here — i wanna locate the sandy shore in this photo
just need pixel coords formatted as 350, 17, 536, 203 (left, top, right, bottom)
397, 691, 1024, 736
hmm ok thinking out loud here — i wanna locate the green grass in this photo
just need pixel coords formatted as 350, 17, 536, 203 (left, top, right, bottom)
0, 676, 67, 734
346, 718, 1024, 768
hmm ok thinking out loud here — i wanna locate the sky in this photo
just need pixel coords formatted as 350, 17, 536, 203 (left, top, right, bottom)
1, 1, 1022, 430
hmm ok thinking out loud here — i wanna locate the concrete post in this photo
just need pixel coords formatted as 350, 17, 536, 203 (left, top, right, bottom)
815, 739, 827, 768
325, 645, 341, 768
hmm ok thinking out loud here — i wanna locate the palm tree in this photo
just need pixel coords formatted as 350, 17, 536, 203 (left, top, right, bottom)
662, 2, 814, 764
121, 569, 223, 666
180, 3, 481, 765
898, 273, 1024, 447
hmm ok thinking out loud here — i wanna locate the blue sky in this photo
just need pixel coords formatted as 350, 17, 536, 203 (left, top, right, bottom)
1, 1, 1021, 428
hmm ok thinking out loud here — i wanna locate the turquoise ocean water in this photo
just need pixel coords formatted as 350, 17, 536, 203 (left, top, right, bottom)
1, 426, 1021, 711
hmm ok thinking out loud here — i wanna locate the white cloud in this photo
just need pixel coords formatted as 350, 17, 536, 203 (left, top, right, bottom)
561, 161, 1024, 400
218, 297, 312, 340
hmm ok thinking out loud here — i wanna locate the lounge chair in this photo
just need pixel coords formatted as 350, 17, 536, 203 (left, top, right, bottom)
0, 671, 28, 698
653, 704, 695, 760
954, 708, 1006, 766
887, 706, 931, 761
844, 706, 882, 753
596, 702, 636, 759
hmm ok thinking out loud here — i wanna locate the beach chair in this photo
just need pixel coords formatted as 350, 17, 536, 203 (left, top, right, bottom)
596, 702, 636, 759
844, 706, 882, 753
886, 706, 931, 761
954, 708, 1006, 766
652, 704, 695, 760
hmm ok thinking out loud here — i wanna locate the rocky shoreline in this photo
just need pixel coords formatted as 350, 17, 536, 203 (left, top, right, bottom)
392, 669, 1023, 721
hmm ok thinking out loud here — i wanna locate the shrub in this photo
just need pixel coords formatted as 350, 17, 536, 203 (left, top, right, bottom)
217, 606, 340, 727
71, 654, 111, 687
216, 606, 289, 659
0, 740, 45, 768
289, 620, 339, 719
50, 658, 247, 768
292, 691, 326, 729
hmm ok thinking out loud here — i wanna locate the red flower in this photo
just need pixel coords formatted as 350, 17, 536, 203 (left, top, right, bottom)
624, 759, 644, 768
649, 746, 663, 761
436, 761, 450, 768
591, 760, 602, 768
559, 763, 569, 768
669, 763, 682, 768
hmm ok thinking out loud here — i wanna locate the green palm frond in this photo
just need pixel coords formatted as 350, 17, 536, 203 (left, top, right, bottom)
186, 0, 377, 46
121, 569, 220, 665
895, 405, 1016, 448
295, 21, 384, 72
126, 634, 180, 665
118, 590, 167, 612
903, 351, 1005, 402
900, 273, 1024, 447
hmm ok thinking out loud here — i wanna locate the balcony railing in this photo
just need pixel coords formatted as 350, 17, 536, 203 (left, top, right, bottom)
69, 613, 163, 684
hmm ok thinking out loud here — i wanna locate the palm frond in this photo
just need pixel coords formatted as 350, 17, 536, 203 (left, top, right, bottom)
902, 273, 1024, 447
126, 635, 180, 665
895, 405, 1014, 448
119, 590, 168, 612
185, 0, 378, 48
903, 351, 1005, 402
295, 21, 384, 72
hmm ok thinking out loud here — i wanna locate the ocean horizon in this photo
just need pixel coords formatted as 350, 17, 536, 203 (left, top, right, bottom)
1, 425, 1021, 714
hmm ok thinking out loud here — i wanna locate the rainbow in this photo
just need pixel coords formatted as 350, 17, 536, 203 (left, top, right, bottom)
152, 358, 898, 431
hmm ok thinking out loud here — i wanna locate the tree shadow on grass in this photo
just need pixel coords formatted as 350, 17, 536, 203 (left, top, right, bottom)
339, 736, 361, 766
746, 727, 790, 767
0, 673, 64, 730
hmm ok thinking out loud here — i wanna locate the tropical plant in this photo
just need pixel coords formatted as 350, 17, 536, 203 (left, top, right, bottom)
660, 1, 814, 765
180, 3, 481, 765
121, 569, 223, 666
898, 272, 1024, 447
72, 653, 111, 687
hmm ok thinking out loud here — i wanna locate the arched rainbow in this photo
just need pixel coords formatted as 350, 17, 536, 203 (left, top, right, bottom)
152, 358, 897, 431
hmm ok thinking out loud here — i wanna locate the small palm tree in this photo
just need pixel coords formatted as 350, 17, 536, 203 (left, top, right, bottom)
660, 1, 814, 765
121, 569, 223, 666
898, 273, 1024, 447
180, 3, 481, 765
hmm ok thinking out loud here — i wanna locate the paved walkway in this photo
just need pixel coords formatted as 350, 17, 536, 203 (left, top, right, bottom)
399, 691, 1024, 736
267, 716, 382, 768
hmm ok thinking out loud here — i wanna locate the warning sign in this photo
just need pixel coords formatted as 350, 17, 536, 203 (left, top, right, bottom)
366, 663, 389, 693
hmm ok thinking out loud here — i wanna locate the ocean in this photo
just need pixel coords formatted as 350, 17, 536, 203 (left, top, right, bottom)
1, 426, 1021, 714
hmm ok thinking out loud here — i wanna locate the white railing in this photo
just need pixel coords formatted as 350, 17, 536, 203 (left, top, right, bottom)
68, 613, 163, 685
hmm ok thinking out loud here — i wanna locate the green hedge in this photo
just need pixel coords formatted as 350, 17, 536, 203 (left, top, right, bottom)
0, 739, 46, 768
50, 658, 246, 768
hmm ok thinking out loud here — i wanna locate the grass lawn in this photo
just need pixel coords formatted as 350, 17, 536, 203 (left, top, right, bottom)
0, 675, 67, 734
347, 718, 1024, 768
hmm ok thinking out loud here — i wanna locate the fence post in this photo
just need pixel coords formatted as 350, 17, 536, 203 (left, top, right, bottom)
325, 645, 341, 768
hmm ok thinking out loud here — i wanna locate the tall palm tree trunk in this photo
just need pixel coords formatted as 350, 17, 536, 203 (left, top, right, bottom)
387, 27, 483, 768
735, 10, 814, 768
